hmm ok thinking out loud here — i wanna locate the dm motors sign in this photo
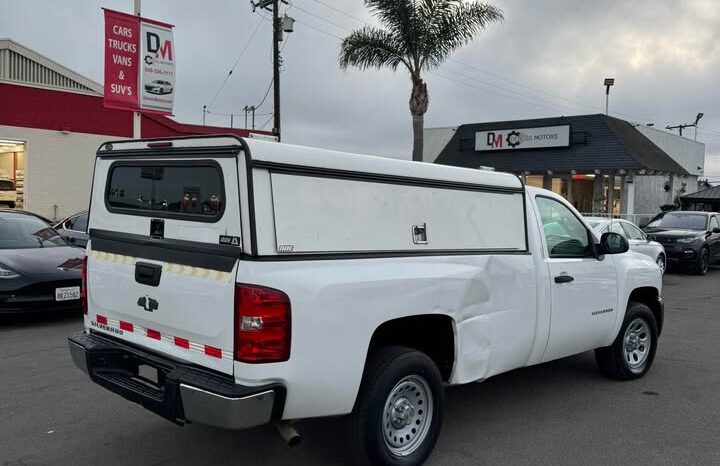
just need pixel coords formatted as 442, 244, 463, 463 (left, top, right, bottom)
140, 20, 175, 114
103, 9, 175, 115
475, 125, 570, 151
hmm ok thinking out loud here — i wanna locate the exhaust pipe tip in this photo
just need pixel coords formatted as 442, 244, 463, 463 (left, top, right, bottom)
276, 422, 301, 447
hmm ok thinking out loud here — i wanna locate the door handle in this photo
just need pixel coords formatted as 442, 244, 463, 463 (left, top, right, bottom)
135, 262, 163, 287
554, 274, 574, 284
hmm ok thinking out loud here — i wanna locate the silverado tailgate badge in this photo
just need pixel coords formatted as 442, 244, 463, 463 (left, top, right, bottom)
137, 296, 159, 312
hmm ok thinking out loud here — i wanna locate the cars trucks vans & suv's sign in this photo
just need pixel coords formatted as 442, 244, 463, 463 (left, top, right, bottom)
103, 8, 175, 115
475, 125, 570, 151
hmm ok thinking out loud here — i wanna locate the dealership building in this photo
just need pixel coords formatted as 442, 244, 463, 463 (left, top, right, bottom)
424, 114, 705, 219
0, 38, 268, 220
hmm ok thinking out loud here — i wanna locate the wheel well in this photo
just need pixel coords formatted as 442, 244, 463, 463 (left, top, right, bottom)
368, 315, 455, 381
628, 287, 663, 335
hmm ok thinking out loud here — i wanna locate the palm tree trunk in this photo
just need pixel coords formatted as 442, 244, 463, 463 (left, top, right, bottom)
409, 76, 429, 162
412, 114, 424, 162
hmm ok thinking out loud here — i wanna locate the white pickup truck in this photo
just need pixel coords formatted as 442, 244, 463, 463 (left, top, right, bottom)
69, 136, 663, 466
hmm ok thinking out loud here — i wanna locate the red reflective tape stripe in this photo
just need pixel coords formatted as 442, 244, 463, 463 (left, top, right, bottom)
204, 345, 222, 359
174, 337, 190, 349
147, 329, 161, 340
119, 321, 134, 332
96, 315, 108, 325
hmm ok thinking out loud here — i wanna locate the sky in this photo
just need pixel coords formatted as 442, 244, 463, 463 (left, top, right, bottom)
1, 0, 719, 179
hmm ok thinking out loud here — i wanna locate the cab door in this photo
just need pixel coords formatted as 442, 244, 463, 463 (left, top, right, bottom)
533, 195, 619, 363
708, 216, 720, 261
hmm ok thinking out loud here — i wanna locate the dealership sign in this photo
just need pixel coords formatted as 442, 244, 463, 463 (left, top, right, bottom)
103, 9, 175, 115
475, 125, 570, 151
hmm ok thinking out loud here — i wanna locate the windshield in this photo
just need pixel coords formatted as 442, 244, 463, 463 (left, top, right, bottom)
655, 213, 708, 230
0, 180, 14, 191
586, 220, 600, 228
0, 214, 67, 249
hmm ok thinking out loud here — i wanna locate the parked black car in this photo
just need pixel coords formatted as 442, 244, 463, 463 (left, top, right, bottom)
54, 210, 89, 248
642, 211, 720, 274
0, 209, 84, 314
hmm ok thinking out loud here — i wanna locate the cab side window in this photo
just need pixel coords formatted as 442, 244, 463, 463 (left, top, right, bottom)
536, 196, 592, 258
608, 222, 625, 235
621, 222, 645, 240
709, 216, 719, 230
72, 213, 88, 232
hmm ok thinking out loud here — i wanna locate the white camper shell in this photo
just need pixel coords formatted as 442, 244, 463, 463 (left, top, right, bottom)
70, 135, 664, 466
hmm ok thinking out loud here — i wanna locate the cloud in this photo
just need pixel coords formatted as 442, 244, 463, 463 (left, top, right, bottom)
0, 0, 718, 176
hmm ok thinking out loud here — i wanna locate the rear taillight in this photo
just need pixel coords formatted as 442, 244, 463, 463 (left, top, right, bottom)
234, 284, 291, 363
81, 255, 88, 314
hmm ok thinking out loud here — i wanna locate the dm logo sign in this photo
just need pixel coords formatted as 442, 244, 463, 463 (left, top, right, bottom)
475, 125, 571, 152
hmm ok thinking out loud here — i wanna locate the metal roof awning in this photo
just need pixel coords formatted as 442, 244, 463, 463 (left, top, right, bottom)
434, 114, 689, 176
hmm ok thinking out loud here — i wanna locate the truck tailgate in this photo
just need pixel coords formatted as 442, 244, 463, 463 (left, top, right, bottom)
86, 144, 243, 376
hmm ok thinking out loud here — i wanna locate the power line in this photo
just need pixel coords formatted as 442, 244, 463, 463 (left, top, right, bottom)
311, 0, 367, 25
293, 17, 344, 40
289, 3, 354, 33
258, 113, 274, 129
206, 14, 266, 109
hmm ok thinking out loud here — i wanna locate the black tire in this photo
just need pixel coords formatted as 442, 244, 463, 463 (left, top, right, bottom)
694, 247, 710, 275
349, 346, 444, 466
595, 302, 658, 380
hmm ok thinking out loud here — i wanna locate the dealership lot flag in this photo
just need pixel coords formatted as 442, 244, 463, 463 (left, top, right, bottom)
103, 9, 175, 115
140, 19, 175, 114
103, 9, 139, 111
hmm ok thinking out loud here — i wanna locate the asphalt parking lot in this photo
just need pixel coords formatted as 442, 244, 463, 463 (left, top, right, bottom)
2, 268, 719, 466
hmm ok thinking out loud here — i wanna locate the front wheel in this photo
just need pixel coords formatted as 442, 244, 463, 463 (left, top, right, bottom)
349, 347, 444, 466
694, 247, 710, 275
595, 302, 658, 380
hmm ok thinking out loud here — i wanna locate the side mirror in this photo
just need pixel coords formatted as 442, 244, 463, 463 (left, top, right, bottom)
600, 232, 629, 255
713, 227, 720, 234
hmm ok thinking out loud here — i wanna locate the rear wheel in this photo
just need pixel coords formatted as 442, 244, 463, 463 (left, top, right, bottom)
694, 247, 710, 275
595, 302, 658, 380
349, 346, 444, 466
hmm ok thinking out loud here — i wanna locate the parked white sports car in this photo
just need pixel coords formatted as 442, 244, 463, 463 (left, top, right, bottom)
144, 80, 173, 95
586, 217, 666, 274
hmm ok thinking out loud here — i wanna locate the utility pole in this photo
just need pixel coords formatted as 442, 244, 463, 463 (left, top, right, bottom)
134, 0, 142, 138
252, 0, 292, 141
667, 113, 704, 139
272, 0, 281, 140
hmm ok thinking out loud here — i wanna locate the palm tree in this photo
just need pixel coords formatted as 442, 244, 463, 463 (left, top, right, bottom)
340, 0, 503, 162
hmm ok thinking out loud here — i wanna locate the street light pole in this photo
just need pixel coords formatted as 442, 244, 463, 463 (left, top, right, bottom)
694, 112, 704, 141
604, 78, 615, 116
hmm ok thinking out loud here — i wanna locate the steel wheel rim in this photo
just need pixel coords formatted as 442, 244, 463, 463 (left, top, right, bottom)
656, 255, 665, 274
382, 375, 433, 457
623, 318, 651, 369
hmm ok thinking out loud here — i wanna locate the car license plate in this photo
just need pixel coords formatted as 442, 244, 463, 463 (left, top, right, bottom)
55, 286, 80, 301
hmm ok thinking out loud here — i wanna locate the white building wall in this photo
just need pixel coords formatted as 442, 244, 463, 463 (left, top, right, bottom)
0, 124, 119, 220
636, 125, 705, 176
422, 127, 456, 163
631, 174, 699, 215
